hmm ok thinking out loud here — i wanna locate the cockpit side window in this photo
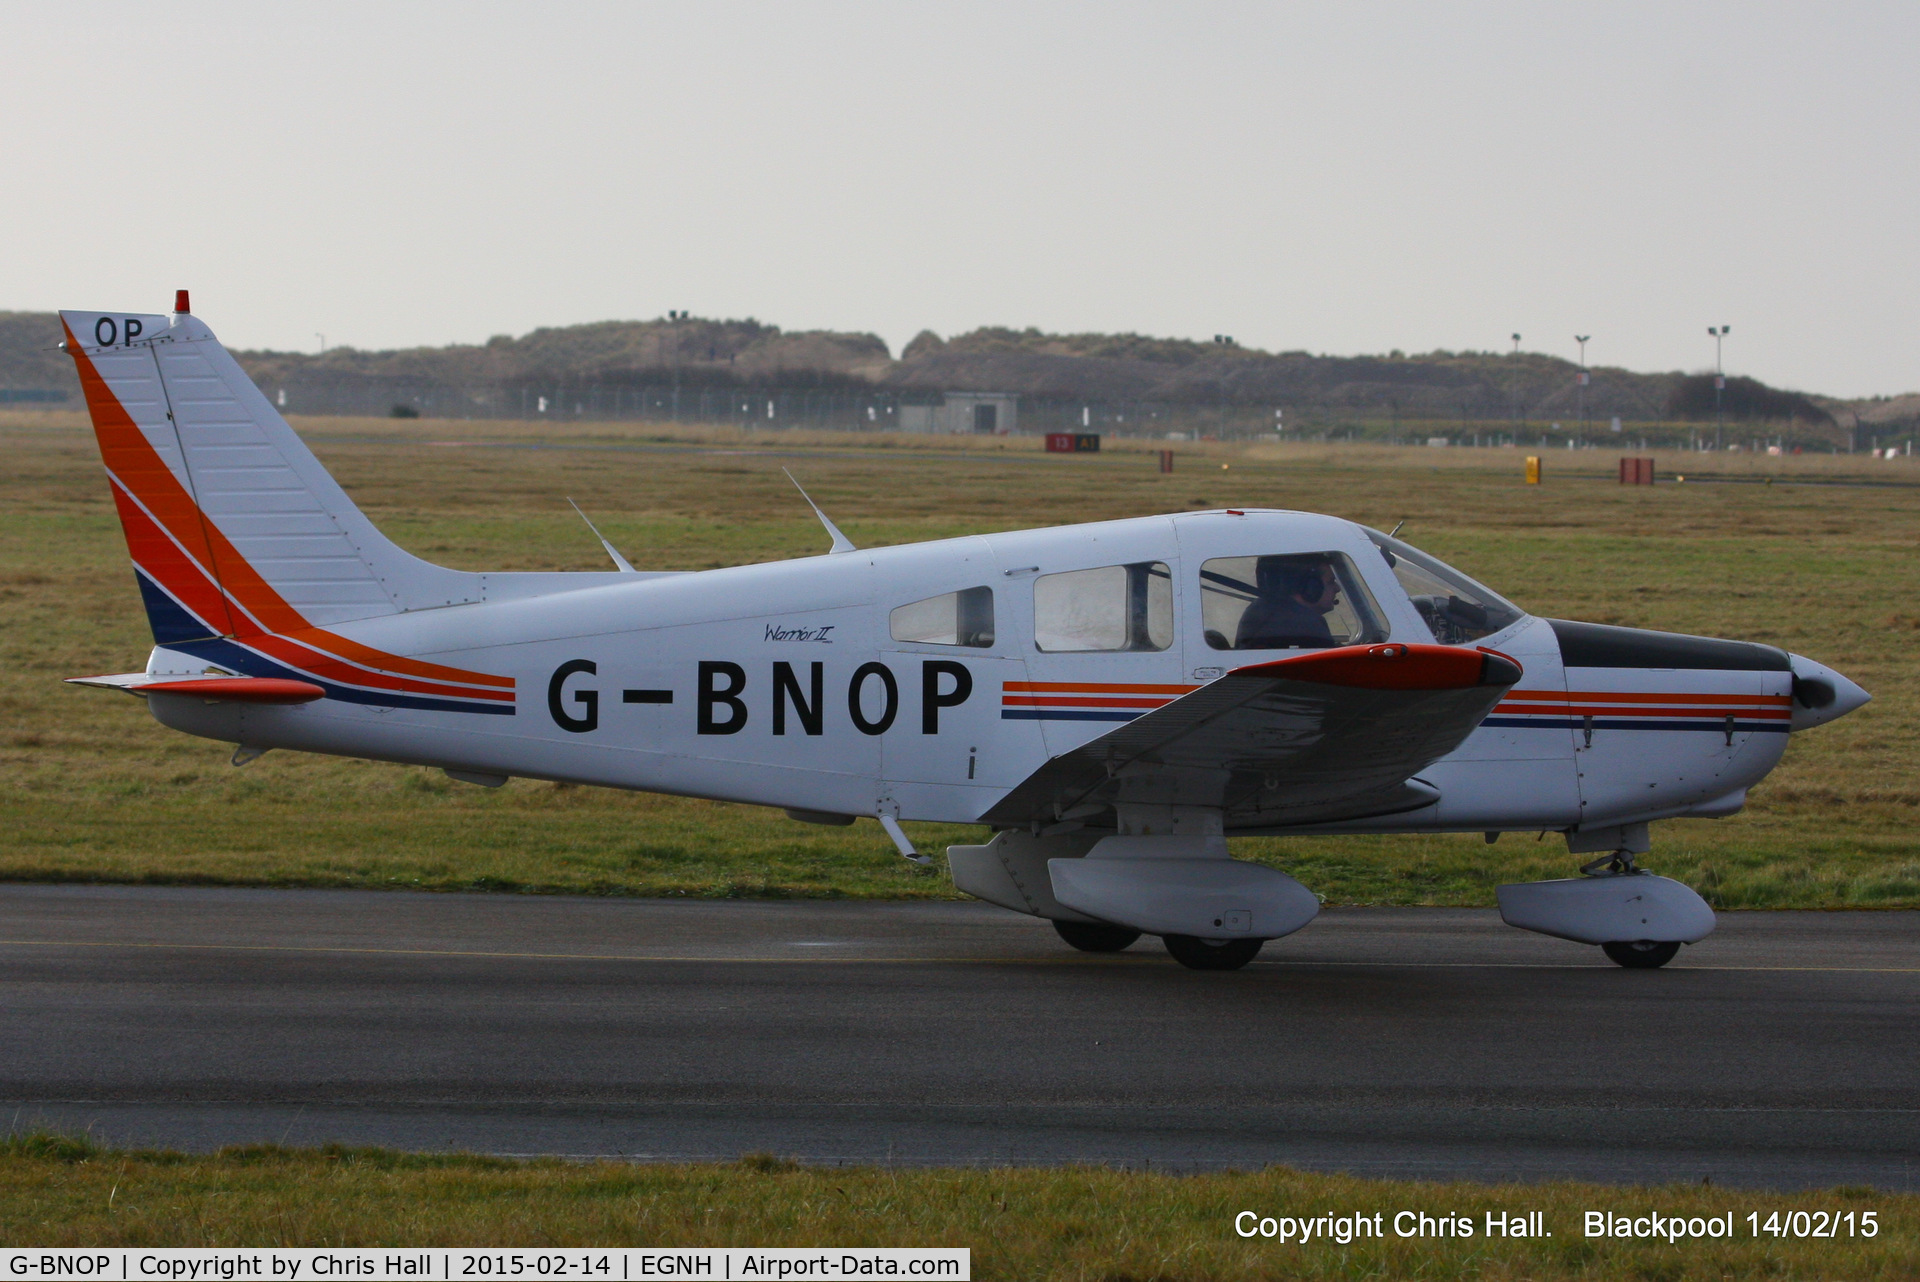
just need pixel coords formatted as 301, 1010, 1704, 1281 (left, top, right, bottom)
1199, 552, 1387, 651
1364, 529, 1523, 644
1033, 562, 1172, 652
890, 586, 995, 648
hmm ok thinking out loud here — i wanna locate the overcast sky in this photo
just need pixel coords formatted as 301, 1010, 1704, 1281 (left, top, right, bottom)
5, 2, 1915, 396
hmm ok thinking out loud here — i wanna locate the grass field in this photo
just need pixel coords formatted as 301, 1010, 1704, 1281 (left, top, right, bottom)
3, 1136, 1914, 1279
2, 410, 1916, 908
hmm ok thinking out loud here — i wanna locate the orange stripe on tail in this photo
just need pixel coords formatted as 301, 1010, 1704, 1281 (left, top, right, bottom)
66, 324, 513, 694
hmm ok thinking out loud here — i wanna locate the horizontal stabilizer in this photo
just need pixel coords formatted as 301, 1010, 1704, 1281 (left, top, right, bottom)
141, 677, 325, 704
982, 643, 1521, 829
66, 673, 324, 704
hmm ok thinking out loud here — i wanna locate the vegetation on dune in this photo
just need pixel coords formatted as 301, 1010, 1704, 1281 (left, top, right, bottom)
1665, 373, 1835, 425
0, 413, 1916, 908
5, 311, 1901, 432
1, 1135, 1914, 1277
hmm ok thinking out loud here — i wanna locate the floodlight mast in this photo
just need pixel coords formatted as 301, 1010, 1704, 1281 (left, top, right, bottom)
1510, 333, 1522, 435
1575, 335, 1591, 430
1708, 325, 1731, 451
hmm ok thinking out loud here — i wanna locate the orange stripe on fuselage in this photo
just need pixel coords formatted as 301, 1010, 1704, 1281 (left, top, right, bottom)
1003, 681, 1199, 695
239, 629, 516, 702
1002, 695, 1176, 709
115, 483, 510, 702
66, 325, 513, 694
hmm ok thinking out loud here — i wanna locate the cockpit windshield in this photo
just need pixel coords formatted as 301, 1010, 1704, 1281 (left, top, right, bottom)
1365, 529, 1524, 645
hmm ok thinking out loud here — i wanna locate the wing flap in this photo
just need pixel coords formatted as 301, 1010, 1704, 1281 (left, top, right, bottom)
981, 643, 1521, 828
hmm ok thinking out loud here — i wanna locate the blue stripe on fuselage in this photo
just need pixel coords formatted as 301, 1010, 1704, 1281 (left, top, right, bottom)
133, 574, 513, 716
158, 636, 516, 715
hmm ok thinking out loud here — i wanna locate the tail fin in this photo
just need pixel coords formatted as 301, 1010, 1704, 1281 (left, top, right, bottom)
62, 304, 487, 643
60, 302, 530, 715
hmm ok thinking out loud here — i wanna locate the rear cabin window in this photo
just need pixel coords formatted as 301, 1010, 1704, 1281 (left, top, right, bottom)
1365, 530, 1522, 644
890, 586, 995, 647
1200, 552, 1387, 650
1033, 563, 1173, 652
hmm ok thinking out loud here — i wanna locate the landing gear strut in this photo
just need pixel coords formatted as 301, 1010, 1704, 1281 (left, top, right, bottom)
1052, 920, 1141, 953
1580, 849, 1641, 877
1162, 934, 1264, 971
1581, 848, 1683, 968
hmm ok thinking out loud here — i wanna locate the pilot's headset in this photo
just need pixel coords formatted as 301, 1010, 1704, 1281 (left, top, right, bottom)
1256, 556, 1327, 604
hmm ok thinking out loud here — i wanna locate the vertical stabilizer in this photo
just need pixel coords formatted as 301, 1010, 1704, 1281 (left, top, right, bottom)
61, 303, 522, 716
62, 306, 486, 635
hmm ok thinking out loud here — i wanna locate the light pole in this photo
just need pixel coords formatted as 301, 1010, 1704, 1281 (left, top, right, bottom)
1510, 333, 1522, 436
1708, 325, 1730, 451
1575, 335, 1590, 432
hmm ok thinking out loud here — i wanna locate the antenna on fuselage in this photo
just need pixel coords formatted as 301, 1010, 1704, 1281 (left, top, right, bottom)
566, 498, 637, 573
1387, 519, 1407, 538
783, 469, 857, 554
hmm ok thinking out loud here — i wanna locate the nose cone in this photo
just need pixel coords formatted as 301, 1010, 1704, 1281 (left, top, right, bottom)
1788, 654, 1871, 731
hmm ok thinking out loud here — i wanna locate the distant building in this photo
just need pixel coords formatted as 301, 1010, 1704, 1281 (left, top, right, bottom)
899, 392, 1018, 435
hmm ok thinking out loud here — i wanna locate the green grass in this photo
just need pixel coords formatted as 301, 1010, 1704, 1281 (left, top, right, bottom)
2, 1136, 1914, 1278
2, 412, 1917, 907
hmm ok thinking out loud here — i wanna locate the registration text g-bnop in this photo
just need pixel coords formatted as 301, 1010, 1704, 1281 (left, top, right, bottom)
3, 1252, 968, 1282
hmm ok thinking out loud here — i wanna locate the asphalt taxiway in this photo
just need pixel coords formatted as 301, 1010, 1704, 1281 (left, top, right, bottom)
1, 885, 1913, 1188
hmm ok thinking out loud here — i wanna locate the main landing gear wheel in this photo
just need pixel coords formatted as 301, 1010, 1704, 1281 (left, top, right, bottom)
1602, 940, 1681, 969
1052, 920, 1142, 953
1163, 934, 1264, 971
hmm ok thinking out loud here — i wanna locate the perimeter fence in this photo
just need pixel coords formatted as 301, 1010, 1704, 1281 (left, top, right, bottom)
248, 374, 1884, 453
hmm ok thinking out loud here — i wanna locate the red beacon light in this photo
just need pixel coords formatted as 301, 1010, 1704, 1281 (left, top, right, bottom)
174, 289, 190, 314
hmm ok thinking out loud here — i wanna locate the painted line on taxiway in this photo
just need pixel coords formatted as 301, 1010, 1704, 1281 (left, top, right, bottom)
0, 938, 1913, 973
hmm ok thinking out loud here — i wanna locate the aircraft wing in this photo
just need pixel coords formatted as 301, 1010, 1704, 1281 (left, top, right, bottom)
979, 643, 1522, 830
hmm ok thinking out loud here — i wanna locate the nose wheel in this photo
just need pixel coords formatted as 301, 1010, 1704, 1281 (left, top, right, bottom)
1579, 850, 1687, 968
1162, 934, 1264, 970
1602, 939, 1682, 969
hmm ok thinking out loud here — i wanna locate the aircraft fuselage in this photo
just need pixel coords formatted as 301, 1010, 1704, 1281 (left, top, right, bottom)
142, 509, 1820, 838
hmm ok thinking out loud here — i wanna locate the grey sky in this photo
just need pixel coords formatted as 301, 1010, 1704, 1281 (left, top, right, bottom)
6, 2, 1915, 396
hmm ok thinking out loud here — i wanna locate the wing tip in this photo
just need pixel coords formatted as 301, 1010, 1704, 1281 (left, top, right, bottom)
1477, 651, 1524, 687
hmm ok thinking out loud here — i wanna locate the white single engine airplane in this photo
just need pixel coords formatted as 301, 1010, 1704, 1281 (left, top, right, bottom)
61, 297, 1870, 969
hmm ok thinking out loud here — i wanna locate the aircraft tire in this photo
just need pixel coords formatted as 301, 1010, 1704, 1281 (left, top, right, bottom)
1162, 934, 1264, 971
1601, 939, 1681, 969
1051, 920, 1142, 952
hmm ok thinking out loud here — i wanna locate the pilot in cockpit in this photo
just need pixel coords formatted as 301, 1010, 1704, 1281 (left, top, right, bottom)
1235, 556, 1341, 649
